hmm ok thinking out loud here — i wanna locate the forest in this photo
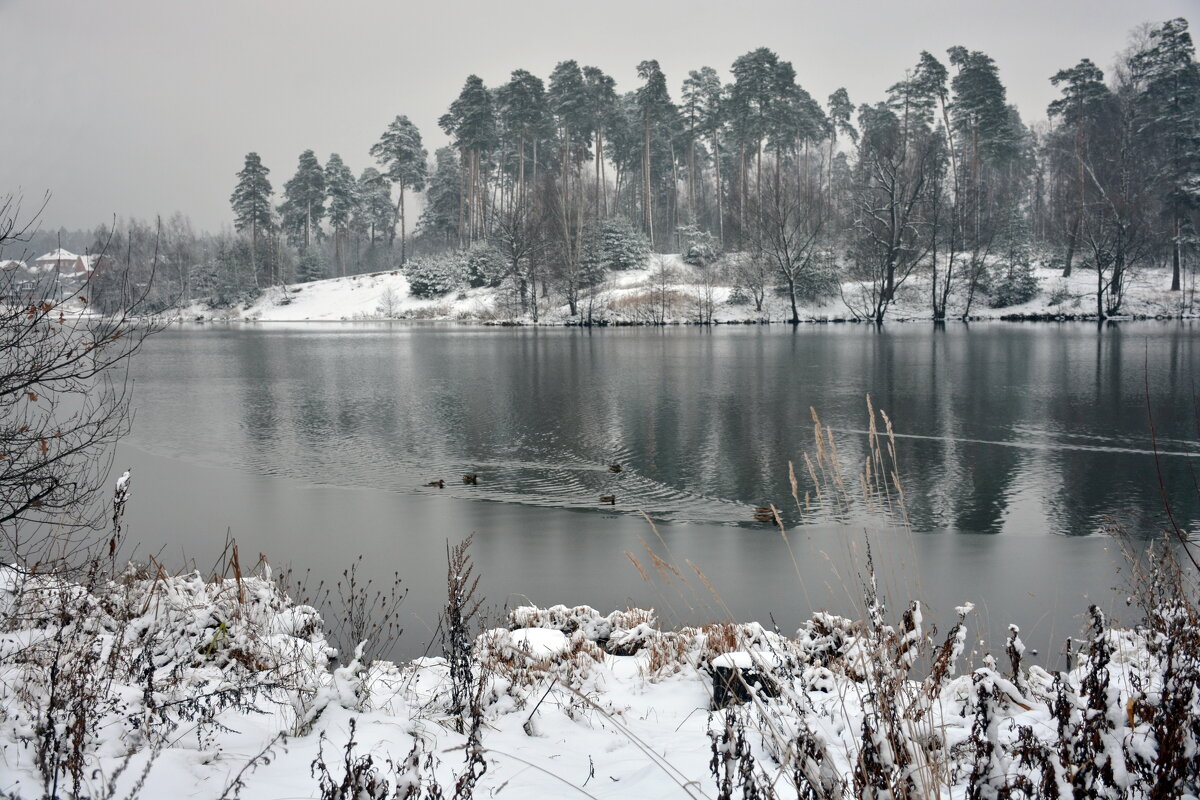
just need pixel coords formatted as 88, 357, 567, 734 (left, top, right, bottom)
26, 18, 1199, 323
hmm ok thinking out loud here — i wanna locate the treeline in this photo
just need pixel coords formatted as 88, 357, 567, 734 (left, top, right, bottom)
71, 19, 1200, 321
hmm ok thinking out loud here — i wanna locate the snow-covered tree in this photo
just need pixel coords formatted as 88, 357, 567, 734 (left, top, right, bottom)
1133, 17, 1200, 291
230, 152, 273, 287
370, 115, 428, 263
324, 153, 358, 277
279, 150, 326, 251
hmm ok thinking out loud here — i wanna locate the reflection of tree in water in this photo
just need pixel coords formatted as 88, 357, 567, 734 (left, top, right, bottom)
237, 333, 280, 449
196, 323, 1200, 534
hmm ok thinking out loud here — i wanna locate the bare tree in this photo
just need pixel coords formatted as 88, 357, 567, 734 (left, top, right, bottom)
0, 194, 160, 569
490, 199, 550, 321
844, 103, 939, 323
747, 163, 825, 324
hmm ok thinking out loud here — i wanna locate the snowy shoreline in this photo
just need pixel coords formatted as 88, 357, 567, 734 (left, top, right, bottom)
176, 255, 1199, 327
2, 558, 1195, 800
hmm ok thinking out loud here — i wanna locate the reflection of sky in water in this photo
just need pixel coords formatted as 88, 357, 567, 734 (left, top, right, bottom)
128, 322, 1200, 536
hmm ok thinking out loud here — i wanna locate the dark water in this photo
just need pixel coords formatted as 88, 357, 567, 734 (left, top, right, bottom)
117, 322, 1199, 659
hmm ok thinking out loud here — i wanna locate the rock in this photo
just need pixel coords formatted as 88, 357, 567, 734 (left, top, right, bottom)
709, 651, 778, 708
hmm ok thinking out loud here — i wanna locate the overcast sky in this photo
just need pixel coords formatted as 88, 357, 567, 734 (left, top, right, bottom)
2, 0, 1195, 233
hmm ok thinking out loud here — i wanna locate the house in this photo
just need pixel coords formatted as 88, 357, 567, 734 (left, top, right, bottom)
35, 248, 81, 273
0, 259, 28, 272
33, 249, 109, 277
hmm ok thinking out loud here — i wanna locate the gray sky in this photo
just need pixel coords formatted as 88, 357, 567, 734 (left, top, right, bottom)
2, 0, 1196, 233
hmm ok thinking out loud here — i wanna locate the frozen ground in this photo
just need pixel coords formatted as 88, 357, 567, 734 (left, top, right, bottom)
181, 256, 1197, 325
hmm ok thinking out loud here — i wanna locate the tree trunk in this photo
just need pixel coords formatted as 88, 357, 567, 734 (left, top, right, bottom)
399, 185, 407, 265
643, 113, 654, 246
1063, 215, 1078, 277
457, 148, 467, 249
714, 134, 723, 247
1172, 215, 1181, 291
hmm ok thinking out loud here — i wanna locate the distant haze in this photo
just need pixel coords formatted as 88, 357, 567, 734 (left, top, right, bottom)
2, 0, 1195, 233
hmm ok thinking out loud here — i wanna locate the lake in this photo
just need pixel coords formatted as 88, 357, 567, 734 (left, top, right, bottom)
117, 321, 1199, 661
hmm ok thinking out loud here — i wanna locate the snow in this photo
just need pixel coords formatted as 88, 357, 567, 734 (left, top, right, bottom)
2, 563, 1188, 800
34, 248, 79, 263
507, 627, 569, 657
182, 255, 1198, 325
710, 651, 755, 670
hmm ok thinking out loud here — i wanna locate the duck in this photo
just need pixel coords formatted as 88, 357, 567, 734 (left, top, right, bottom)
753, 506, 774, 514
425, 479, 445, 488
608, 463, 622, 473
462, 473, 479, 485
599, 495, 616, 505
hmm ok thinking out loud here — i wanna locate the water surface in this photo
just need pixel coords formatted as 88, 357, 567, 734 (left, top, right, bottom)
118, 322, 1199, 658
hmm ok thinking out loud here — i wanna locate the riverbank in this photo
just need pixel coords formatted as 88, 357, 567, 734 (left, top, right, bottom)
2, 548, 1194, 800
180, 256, 1197, 325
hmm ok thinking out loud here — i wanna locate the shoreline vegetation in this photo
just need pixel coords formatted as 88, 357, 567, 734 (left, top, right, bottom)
176, 256, 1197, 326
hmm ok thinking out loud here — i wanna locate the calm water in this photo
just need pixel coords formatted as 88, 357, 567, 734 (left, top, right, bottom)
118, 322, 1199, 659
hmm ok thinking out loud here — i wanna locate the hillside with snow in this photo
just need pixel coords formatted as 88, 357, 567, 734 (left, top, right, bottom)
185, 255, 1196, 325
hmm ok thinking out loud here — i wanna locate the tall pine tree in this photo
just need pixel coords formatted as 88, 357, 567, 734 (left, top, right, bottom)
325, 153, 358, 277
230, 152, 274, 288
370, 115, 428, 263
279, 149, 326, 251
1133, 18, 1200, 291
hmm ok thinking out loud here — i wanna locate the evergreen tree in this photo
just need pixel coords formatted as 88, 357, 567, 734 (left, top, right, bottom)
324, 153, 358, 277
683, 66, 725, 241
354, 168, 394, 249
635, 59, 676, 247
370, 115, 428, 263
826, 88, 857, 211
279, 149, 326, 251
496, 70, 549, 212
1047, 58, 1111, 277
948, 47, 1019, 167
1133, 18, 1200, 291
439, 76, 497, 245
230, 152, 274, 288
419, 147, 462, 247
582, 66, 618, 218
295, 247, 326, 283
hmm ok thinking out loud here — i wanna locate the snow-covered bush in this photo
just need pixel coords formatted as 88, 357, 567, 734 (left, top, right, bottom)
677, 224, 720, 266
591, 217, 651, 272
460, 243, 507, 289
774, 251, 841, 304
1047, 281, 1072, 307
403, 254, 462, 298
988, 262, 1040, 308
296, 248, 327, 283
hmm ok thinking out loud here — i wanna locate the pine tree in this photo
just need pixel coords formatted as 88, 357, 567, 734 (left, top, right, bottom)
582, 66, 617, 218
683, 67, 725, 242
324, 153, 358, 277
948, 47, 1019, 169
635, 59, 676, 247
439, 76, 497, 245
1048, 59, 1110, 277
370, 115, 428, 263
496, 70, 549, 214
279, 149, 326, 252
418, 147, 462, 247
354, 168, 393, 250
1133, 18, 1200, 291
229, 152, 274, 288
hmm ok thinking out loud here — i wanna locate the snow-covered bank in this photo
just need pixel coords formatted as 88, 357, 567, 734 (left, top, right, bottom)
179, 255, 1197, 325
2, 554, 1196, 800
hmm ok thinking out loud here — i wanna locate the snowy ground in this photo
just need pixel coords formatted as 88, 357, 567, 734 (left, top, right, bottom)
2, 562, 1192, 800
180, 256, 1198, 325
